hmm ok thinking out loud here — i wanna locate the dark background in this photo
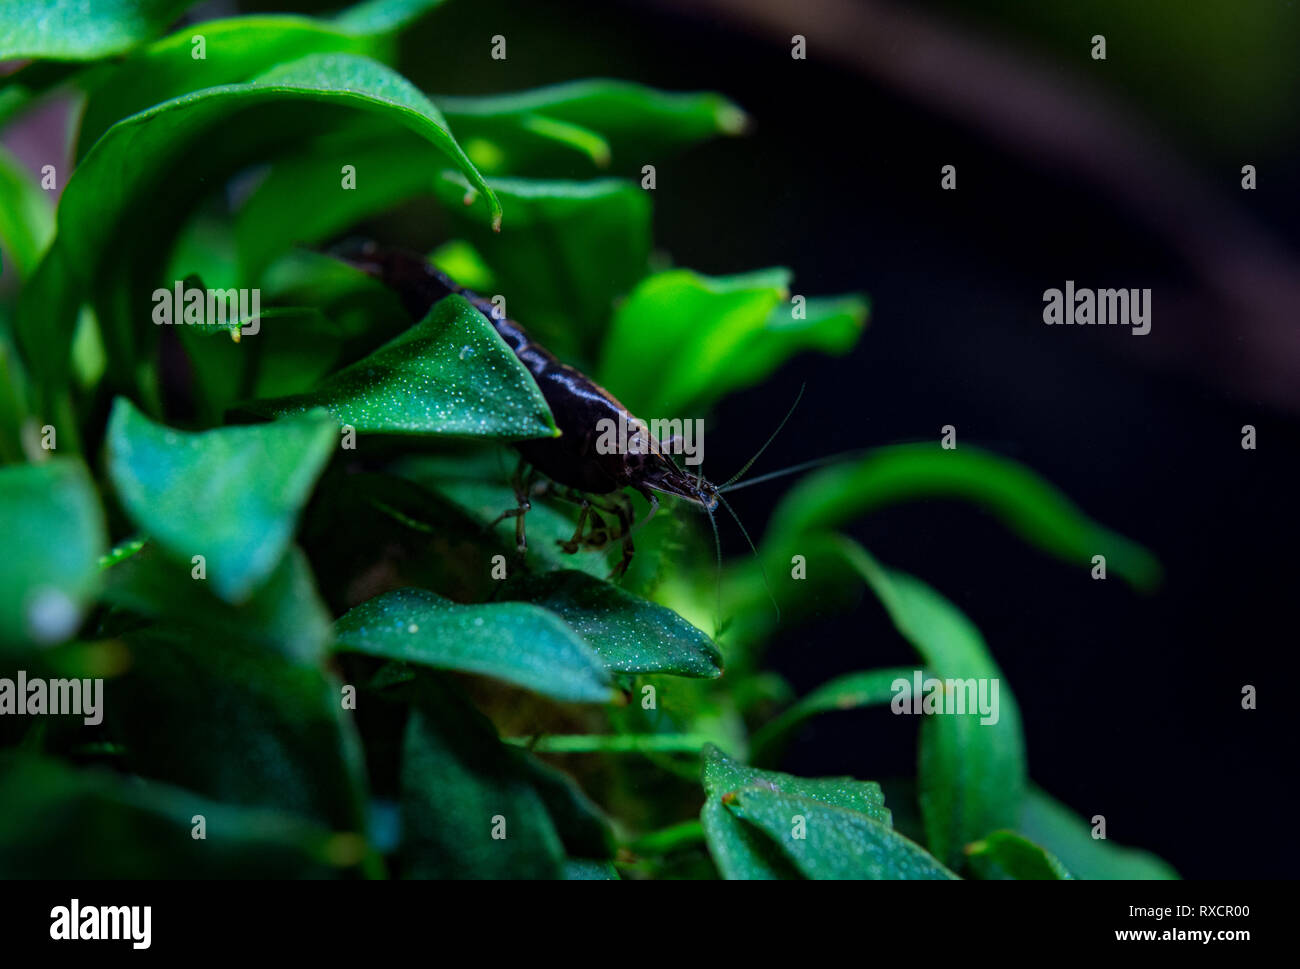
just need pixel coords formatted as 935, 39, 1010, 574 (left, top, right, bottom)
239, 0, 1298, 878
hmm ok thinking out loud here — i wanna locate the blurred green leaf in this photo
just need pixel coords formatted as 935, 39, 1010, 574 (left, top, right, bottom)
77, 1, 447, 155
516, 750, 615, 860
401, 679, 566, 878
750, 666, 918, 763
836, 538, 1026, 871
726, 787, 957, 880
599, 268, 865, 416
432, 172, 651, 361
0, 753, 364, 878
250, 295, 557, 440
0, 459, 106, 650
334, 587, 615, 704
562, 859, 619, 879
437, 79, 748, 173
0, 146, 54, 280
965, 829, 1073, 880
109, 626, 368, 830
105, 398, 336, 603
16, 52, 497, 404
1019, 785, 1178, 879
501, 570, 722, 678
102, 542, 331, 666
767, 444, 1162, 591
0, 0, 198, 60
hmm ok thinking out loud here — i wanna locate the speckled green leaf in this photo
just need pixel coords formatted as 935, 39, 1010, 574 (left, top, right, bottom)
768, 444, 1161, 591
502, 570, 721, 678
250, 295, 556, 440
0, 754, 365, 878
102, 542, 331, 666
836, 538, 1026, 871
1019, 786, 1178, 879
599, 268, 866, 417
334, 587, 614, 704
699, 744, 896, 880
0, 459, 106, 650
750, 667, 918, 762
965, 830, 1073, 880
727, 788, 958, 880
105, 398, 336, 603
77, 1, 447, 154
401, 679, 565, 878
0, 0, 198, 60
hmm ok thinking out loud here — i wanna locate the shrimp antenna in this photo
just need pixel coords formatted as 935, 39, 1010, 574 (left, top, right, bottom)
705, 503, 724, 639
718, 450, 865, 495
720, 384, 806, 489
718, 493, 780, 622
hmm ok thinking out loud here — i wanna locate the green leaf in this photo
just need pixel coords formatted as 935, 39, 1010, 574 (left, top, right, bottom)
431, 173, 651, 360
401, 679, 566, 878
0, 459, 106, 650
109, 626, 369, 830
562, 859, 619, 879
699, 743, 896, 880
105, 398, 336, 603
749, 667, 918, 763
0, 0, 198, 60
501, 570, 722, 678
77, 1, 448, 155
0, 753, 366, 878
437, 80, 748, 173
250, 295, 557, 439
599, 267, 858, 417
0, 146, 54, 280
767, 444, 1162, 591
726, 788, 958, 880
1018, 785, 1178, 879
835, 538, 1026, 870
17, 52, 497, 403
334, 587, 614, 704
965, 830, 1073, 880
102, 542, 332, 666
515, 750, 615, 860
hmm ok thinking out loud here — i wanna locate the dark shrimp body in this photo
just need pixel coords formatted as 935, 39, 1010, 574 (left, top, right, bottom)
338, 245, 718, 510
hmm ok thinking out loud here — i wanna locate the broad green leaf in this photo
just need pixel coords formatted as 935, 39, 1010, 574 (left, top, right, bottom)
105, 398, 336, 603
598, 268, 791, 416
0, 146, 54, 280
0, 0, 198, 60
0, 753, 366, 878
767, 444, 1162, 591
501, 570, 722, 678
334, 587, 614, 704
726, 788, 958, 880
0, 459, 106, 649
965, 830, 1073, 880
437, 80, 748, 173
102, 542, 332, 666
701, 743, 890, 820
249, 295, 557, 440
563, 859, 619, 879
432, 172, 651, 360
109, 626, 369, 830
16, 53, 497, 404
836, 538, 1026, 870
699, 743, 892, 880
749, 667, 918, 763
401, 679, 566, 878
77, 1, 448, 154
1019, 785, 1178, 880
516, 750, 615, 860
